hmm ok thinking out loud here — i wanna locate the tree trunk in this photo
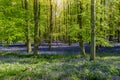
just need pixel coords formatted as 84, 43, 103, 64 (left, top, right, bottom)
90, 0, 96, 61
118, 2, 120, 43
68, 1, 72, 46
77, 0, 86, 56
25, 0, 32, 54
118, 30, 120, 43
34, 0, 40, 54
49, 0, 53, 50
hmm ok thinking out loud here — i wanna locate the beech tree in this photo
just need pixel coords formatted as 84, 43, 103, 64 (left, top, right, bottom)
48, 0, 53, 50
90, 0, 96, 60
77, 0, 86, 56
34, 0, 40, 54
24, 0, 32, 53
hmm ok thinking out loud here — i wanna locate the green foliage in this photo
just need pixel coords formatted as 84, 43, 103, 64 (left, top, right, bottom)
0, 0, 120, 47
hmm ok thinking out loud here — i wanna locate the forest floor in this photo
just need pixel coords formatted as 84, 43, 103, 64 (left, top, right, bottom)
0, 42, 120, 54
0, 43, 120, 79
0, 52, 120, 80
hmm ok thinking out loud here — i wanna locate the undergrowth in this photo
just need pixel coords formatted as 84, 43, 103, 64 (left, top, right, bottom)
0, 52, 120, 80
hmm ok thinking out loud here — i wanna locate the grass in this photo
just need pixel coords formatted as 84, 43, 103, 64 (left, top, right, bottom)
0, 52, 120, 80
97, 53, 120, 57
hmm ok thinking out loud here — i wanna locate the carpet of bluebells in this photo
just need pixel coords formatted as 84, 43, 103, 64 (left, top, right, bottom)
0, 43, 120, 80
0, 42, 120, 54
0, 53, 120, 80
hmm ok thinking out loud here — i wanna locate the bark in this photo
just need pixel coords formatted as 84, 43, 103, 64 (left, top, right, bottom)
118, 2, 120, 43
108, 2, 113, 42
49, 0, 53, 50
100, 0, 103, 29
65, 5, 68, 43
25, 0, 32, 54
34, 0, 40, 54
68, 1, 72, 46
77, 0, 86, 56
90, 0, 96, 61
118, 30, 120, 43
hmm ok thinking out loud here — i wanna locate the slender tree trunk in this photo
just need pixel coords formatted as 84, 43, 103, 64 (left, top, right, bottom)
65, 2, 68, 43
49, 0, 53, 50
68, 1, 72, 46
34, 0, 40, 54
77, 0, 86, 56
63, 1, 66, 42
25, 0, 32, 54
100, 0, 103, 29
90, 0, 96, 61
21, 0, 24, 8
46, 0, 49, 40
54, 2, 57, 31
118, 2, 120, 43
58, 16, 61, 41
108, 1, 114, 42
118, 30, 120, 42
